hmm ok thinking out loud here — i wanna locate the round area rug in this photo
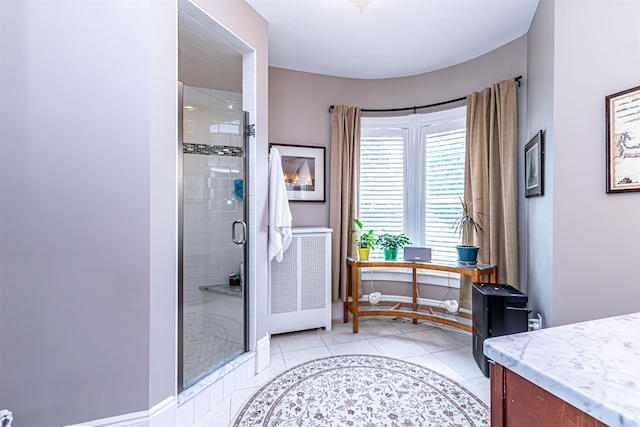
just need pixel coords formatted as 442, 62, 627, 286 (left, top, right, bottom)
233, 354, 489, 426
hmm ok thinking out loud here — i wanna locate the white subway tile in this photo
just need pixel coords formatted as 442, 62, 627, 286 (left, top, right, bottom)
209, 378, 224, 408
223, 371, 236, 399
177, 399, 193, 427
193, 388, 210, 422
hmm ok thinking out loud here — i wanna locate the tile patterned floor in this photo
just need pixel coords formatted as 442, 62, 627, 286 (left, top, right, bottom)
183, 293, 244, 387
193, 316, 490, 427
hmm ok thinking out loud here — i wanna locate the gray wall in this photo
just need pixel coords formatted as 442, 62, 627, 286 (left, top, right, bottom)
269, 36, 529, 228
525, 0, 640, 327
525, 0, 556, 325
0, 0, 269, 425
0, 1, 177, 425
551, 0, 640, 325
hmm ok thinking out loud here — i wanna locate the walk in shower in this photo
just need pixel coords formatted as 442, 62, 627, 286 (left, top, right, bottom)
178, 83, 248, 391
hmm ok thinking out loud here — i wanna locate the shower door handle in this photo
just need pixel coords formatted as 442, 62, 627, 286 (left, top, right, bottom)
232, 220, 247, 245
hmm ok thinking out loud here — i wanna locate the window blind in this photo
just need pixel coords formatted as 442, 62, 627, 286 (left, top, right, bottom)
360, 108, 466, 264
424, 128, 465, 264
359, 134, 404, 238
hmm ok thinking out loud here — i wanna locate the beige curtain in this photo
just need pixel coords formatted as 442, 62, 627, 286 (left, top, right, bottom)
329, 105, 361, 302
460, 79, 519, 309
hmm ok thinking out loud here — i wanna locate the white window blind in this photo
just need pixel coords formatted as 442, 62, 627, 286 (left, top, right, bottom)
424, 128, 466, 264
359, 131, 405, 237
360, 107, 466, 263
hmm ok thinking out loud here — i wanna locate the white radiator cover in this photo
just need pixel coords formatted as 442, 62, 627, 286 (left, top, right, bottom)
269, 227, 332, 334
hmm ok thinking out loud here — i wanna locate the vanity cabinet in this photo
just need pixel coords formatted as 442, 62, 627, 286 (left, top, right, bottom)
485, 313, 639, 427
490, 363, 607, 427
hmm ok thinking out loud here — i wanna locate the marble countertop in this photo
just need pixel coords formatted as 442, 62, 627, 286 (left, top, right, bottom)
484, 312, 640, 427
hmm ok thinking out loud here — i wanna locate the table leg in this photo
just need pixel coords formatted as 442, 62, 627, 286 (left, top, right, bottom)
343, 263, 349, 323
351, 262, 359, 333
412, 268, 418, 324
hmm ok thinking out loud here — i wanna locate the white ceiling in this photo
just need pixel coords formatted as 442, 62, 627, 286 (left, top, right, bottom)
245, 0, 540, 79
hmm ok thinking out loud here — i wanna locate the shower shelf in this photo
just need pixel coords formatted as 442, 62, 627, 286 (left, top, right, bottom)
199, 284, 242, 297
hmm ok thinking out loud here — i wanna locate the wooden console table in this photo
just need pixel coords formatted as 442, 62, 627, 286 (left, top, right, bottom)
344, 257, 497, 333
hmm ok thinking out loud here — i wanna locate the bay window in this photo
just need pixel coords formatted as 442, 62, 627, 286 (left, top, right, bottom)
359, 106, 466, 265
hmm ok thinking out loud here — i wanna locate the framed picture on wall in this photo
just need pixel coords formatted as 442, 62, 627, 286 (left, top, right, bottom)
269, 143, 326, 202
606, 85, 640, 194
525, 130, 544, 198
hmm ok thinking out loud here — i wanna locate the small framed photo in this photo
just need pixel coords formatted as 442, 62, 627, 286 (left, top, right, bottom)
606, 85, 640, 194
269, 143, 325, 202
525, 130, 544, 198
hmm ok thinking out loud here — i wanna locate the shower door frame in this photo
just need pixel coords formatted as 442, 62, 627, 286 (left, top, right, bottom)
177, 82, 250, 393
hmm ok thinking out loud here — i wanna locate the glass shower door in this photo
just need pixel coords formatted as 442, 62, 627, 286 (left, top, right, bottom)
178, 83, 247, 391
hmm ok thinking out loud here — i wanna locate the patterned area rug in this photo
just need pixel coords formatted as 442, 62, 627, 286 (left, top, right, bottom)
234, 354, 489, 426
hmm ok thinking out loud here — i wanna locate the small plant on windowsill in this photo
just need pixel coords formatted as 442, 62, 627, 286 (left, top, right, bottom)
377, 233, 411, 261
452, 196, 485, 266
352, 219, 377, 261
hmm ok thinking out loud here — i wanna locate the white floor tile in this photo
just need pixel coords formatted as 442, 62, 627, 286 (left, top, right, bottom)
432, 346, 484, 379
402, 353, 467, 383
356, 317, 403, 338
329, 319, 355, 332
386, 318, 435, 333
405, 327, 467, 353
319, 326, 366, 346
229, 385, 260, 421
368, 334, 429, 359
187, 315, 489, 426
461, 376, 491, 405
281, 345, 332, 367
327, 339, 382, 356
269, 335, 282, 354
275, 329, 326, 353
243, 352, 286, 388
444, 328, 473, 345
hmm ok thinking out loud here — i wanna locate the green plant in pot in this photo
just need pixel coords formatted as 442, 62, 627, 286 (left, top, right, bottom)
452, 196, 485, 266
377, 233, 411, 261
352, 219, 376, 261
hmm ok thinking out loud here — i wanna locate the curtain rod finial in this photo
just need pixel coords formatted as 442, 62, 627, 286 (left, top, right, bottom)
515, 76, 522, 87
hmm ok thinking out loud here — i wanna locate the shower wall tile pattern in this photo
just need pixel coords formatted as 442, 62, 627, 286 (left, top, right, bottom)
183, 153, 244, 304
184, 143, 244, 157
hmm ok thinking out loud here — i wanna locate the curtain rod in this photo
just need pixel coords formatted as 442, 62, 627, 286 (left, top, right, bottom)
328, 76, 522, 114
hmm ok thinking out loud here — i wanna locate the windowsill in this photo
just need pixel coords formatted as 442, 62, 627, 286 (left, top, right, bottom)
359, 268, 460, 289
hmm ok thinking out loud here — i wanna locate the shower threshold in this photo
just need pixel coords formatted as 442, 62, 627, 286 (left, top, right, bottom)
199, 284, 242, 297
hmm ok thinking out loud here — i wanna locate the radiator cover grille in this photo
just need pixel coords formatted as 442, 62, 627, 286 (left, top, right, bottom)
268, 229, 332, 334
270, 239, 298, 314
301, 236, 326, 311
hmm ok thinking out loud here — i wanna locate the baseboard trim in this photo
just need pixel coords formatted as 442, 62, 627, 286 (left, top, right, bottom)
65, 396, 176, 427
255, 334, 270, 373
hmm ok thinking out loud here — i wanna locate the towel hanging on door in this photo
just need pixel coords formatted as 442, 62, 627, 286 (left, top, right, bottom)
268, 147, 293, 262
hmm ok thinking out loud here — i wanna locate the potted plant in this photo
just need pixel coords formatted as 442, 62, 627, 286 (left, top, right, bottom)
377, 233, 411, 261
452, 196, 485, 265
352, 219, 376, 261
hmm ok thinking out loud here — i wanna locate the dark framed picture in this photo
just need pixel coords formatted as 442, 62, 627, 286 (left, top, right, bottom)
269, 143, 326, 202
606, 85, 640, 194
525, 131, 544, 198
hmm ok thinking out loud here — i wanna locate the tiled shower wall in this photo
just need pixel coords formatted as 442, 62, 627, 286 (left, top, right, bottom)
182, 91, 244, 304
183, 151, 244, 304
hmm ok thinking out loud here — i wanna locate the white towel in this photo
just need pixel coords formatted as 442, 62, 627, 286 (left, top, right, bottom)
268, 148, 293, 262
